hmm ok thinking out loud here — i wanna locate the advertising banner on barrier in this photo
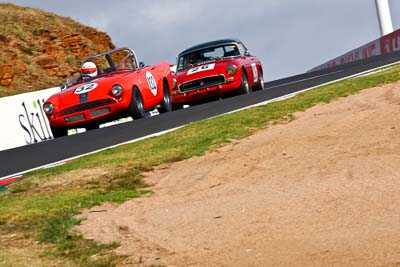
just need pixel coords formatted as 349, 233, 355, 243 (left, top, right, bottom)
310, 28, 400, 72
0, 87, 136, 152
380, 29, 400, 54
319, 40, 381, 70
0, 87, 60, 151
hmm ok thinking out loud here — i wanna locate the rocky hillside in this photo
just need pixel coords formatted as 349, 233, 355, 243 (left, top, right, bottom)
0, 3, 115, 97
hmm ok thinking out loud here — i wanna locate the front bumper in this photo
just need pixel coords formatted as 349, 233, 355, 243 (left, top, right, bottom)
172, 77, 241, 104
47, 98, 129, 128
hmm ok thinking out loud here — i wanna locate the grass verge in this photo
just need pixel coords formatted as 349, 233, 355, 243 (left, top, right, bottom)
1, 64, 400, 266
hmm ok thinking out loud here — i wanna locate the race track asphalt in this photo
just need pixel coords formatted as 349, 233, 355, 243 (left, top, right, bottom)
1, 50, 400, 178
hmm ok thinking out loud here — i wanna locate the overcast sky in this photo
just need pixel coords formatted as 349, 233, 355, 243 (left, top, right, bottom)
2, 0, 400, 81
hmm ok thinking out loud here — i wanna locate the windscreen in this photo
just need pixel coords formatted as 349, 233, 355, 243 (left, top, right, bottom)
85, 49, 138, 73
177, 44, 239, 71
65, 48, 138, 87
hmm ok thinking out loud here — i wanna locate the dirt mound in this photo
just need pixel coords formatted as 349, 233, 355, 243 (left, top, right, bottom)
78, 82, 400, 266
0, 3, 115, 96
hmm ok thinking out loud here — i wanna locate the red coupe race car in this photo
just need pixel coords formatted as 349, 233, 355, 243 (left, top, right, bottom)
171, 38, 264, 108
43, 47, 173, 138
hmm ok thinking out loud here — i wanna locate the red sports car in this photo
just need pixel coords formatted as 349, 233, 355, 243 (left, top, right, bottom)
43, 47, 173, 138
171, 39, 264, 108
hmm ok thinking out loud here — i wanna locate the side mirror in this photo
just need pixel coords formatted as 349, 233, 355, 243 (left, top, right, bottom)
59, 83, 66, 90
139, 61, 145, 68
244, 51, 251, 56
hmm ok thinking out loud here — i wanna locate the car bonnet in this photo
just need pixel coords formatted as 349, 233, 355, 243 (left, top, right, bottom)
55, 72, 135, 105
176, 58, 235, 81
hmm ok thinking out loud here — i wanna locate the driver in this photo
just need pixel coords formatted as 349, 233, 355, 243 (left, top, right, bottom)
189, 53, 199, 65
81, 61, 98, 77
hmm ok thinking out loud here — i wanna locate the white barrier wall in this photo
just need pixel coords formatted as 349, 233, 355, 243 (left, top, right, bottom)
0, 87, 60, 151
0, 87, 142, 152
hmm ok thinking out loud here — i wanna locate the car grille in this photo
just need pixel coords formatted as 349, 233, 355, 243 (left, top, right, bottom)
90, 107, 111, 118
65, 114, 85, 123
60, 99, 115, 116
179, 75, 225, 93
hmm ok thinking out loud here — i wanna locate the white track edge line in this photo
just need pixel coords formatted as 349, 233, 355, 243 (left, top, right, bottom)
223, 61, 400, 115
0, 127, 183, 180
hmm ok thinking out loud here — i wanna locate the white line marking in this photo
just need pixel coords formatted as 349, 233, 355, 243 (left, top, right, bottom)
0, 127, 183, 181
42, 162, 67, 169
224, 61, 400, 115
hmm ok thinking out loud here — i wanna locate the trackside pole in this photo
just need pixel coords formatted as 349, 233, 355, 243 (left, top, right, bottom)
375, 0, 394, 36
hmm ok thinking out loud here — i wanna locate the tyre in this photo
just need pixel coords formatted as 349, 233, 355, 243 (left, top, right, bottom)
237, 70, 250, 95
50, 126, 68, 138
158, 80, 172, 113
128, 87, 146, 120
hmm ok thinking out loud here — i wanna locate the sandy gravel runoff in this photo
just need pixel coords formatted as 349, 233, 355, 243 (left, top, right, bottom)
78, 82, 400, 266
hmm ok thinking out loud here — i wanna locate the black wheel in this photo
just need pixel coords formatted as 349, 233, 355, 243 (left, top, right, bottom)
254, 73, 265, 91
237, 70, 250, 95
158, 80, 172, 113
50, 126, 68, 138
129, 87, 146, 120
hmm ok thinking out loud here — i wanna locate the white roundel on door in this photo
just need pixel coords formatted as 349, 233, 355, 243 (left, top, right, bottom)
145, 71, 158, 96
251, 63, 258, 82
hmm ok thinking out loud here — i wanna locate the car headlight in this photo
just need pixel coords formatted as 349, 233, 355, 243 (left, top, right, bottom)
43, 103, 54, 114
111, 84, 123, 96
226, 64, 237, 75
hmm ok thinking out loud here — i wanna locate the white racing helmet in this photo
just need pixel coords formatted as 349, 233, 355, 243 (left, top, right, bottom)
81, 61, 97, 77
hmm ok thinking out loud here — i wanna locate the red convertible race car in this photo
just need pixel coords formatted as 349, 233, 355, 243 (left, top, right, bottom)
43, 47, 173, 138
171, 39, 264, 108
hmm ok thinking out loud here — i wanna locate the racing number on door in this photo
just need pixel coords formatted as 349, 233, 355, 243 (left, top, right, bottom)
145, 71, 158, 96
